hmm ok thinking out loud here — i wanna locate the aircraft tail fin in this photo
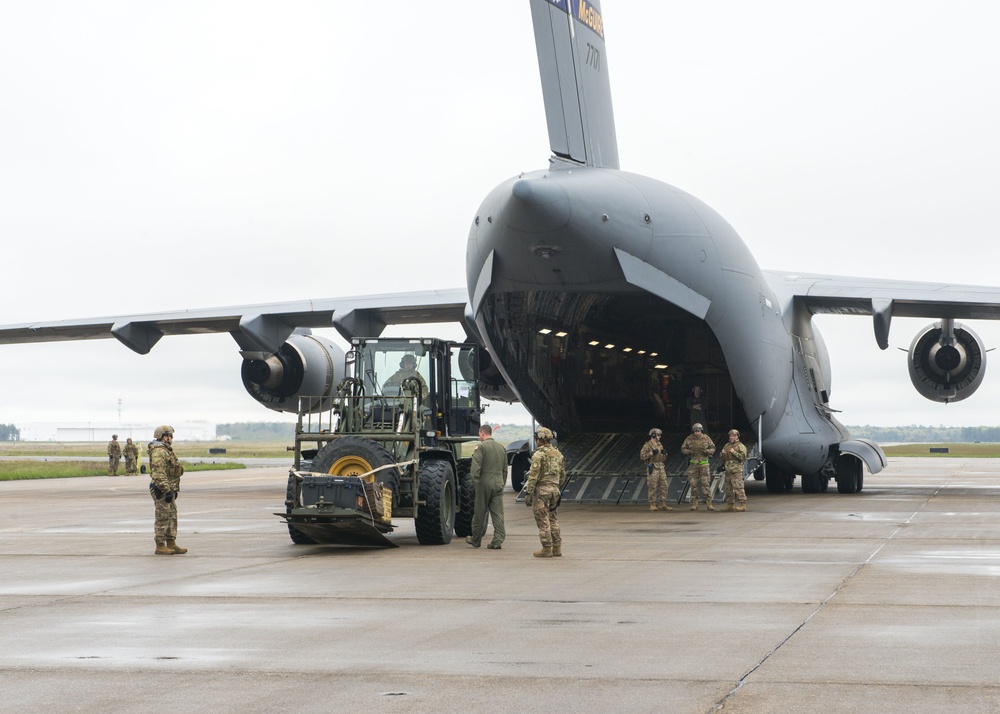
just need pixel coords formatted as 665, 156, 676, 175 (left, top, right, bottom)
530, 0, 619, 169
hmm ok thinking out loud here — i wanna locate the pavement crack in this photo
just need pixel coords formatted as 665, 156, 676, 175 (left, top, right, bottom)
709, 479, 949, 713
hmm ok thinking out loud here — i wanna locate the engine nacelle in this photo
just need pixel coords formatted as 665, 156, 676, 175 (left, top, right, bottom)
464, 343, 520, 403
907, 320, 986, 403
241, 334, 345, 413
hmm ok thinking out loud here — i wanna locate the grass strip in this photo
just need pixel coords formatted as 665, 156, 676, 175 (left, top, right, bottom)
881, 443, 1000, 457
0, 460, 245, 481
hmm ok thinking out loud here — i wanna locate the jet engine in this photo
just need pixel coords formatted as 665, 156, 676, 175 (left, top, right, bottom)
241, 334, 344, 413
461, 343, 519, 403
907, 320, 986, 403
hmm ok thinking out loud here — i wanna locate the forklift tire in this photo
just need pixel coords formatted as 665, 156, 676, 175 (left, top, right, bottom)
310, 435, 400, 511
415, 459, 456, 545
455, 458, 474, 538
285, 472, 316, 545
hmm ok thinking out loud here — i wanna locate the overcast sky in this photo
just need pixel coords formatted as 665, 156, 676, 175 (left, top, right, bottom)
1, 1, 999, 432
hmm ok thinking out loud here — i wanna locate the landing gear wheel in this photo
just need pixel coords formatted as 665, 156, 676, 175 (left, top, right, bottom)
510, 452, 531, 493
415, 460, 456, 545
455, 458, 474, 538
801, 472, 821, 494
311, 435, 399, 510
765, 464, 793, 493
836, 454, 859, 494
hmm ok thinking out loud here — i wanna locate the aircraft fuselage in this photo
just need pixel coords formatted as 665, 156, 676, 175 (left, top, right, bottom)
467, 158, 852, 478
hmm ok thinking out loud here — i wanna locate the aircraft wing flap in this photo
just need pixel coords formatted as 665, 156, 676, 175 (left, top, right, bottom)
765, 270, 1000, 320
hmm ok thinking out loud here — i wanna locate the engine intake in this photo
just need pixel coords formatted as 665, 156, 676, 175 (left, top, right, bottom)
907, 320, 986, 403
241, 334, 344, 413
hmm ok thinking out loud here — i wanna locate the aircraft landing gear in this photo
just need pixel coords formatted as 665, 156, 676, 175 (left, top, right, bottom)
835, 454, 864, 494
763, 463, 795, 493
510, 451, 531, 493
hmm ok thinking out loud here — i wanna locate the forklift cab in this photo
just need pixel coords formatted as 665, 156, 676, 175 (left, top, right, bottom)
351, 338, 481, 438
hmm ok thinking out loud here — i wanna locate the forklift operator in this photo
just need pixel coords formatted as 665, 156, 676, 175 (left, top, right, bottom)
383, 353, 429, 402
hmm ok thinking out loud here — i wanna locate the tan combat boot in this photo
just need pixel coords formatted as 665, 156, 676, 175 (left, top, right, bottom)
721, 503, 734, 512
734, 504, 747, 512
649, 503, 658, 511
690, 501, 699, 511
658, 503, 673, 511
551, 544, 562, 557
533, 546, 553, 558
706, 501, 715, 511
166, 539, 187, 554
154, 540, 173, 555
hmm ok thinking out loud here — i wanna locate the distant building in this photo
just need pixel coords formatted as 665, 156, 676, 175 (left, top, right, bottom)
17, 421, 216, 442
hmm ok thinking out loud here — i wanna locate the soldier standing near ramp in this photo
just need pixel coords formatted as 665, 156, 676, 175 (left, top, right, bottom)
149, 425, 186, 555
107, 434, 121, 476
720, 429, 749, 512
466, 424, 508, 549
639, 428, 672, 511
123, 438, 139, 476
523, 427, 566, 558
681, 423, 716, 511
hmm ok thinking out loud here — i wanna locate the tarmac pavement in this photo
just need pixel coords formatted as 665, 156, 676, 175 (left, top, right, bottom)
2, 458, 1000, 713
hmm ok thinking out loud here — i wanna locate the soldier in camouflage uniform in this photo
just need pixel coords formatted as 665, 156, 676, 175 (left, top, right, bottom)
720, 429, 749, 512
681, 423, 716, 511
639, 428, 672, 511
523, 426, 566, 558
107, 434, 122, 476
148, 425, 187, 555
123, 437, 139, 476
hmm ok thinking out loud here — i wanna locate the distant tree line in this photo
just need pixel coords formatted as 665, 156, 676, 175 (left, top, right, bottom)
481, 423, 533, 445
847, 425, 1000, 443
216, 422, 295, 441
0, 423, 20, 441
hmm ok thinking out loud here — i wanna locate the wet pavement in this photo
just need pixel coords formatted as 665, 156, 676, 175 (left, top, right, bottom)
1, 458, 999, 713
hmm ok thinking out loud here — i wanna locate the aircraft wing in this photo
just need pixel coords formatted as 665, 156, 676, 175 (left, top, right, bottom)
765, 270, 1000, 349
0, 289, 469, 355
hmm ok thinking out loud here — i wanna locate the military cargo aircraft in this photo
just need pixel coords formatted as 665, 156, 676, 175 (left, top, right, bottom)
3, 0, 1000, 496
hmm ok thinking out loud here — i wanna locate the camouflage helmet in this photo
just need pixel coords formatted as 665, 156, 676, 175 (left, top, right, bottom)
112, 434, 118, 439
153, 425, 175, 440
728, 429, 740, 437
649, 428, 662, 437
691, 423, 703, 432
535, 426, 554, 442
